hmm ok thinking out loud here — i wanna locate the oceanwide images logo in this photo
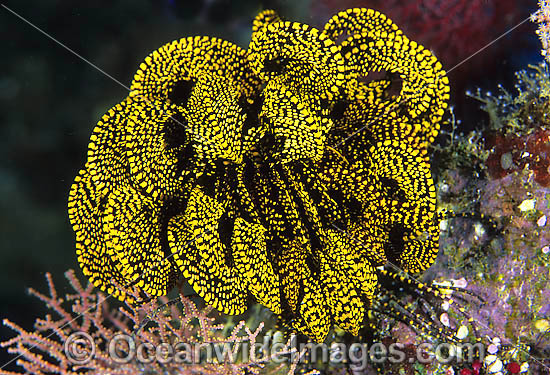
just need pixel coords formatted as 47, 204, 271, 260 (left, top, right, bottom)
64, 331, 485, 370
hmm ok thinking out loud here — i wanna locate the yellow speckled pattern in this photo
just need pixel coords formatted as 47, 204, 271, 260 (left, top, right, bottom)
68, 8, 449, 342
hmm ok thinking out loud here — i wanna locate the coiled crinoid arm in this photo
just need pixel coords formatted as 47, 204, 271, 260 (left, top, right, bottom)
323, 8, 450, 151
69, 35, 259, 301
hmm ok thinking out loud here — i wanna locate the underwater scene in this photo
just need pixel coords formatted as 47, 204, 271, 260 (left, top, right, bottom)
0, 0, 549, 374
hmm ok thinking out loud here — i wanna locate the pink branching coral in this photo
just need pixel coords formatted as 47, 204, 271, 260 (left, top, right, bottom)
1, 270, 302, 375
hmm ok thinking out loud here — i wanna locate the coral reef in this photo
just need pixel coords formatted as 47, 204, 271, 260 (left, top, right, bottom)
430, 63, 550, 374
3, 3, 550, 375
1, 270, 299, 375
469, 63, 550, 187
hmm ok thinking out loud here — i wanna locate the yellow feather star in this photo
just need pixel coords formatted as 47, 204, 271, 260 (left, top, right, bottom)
68, 8, 449, 342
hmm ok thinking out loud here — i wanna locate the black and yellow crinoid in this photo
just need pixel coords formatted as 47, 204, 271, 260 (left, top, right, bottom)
68, 8, 450, 342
